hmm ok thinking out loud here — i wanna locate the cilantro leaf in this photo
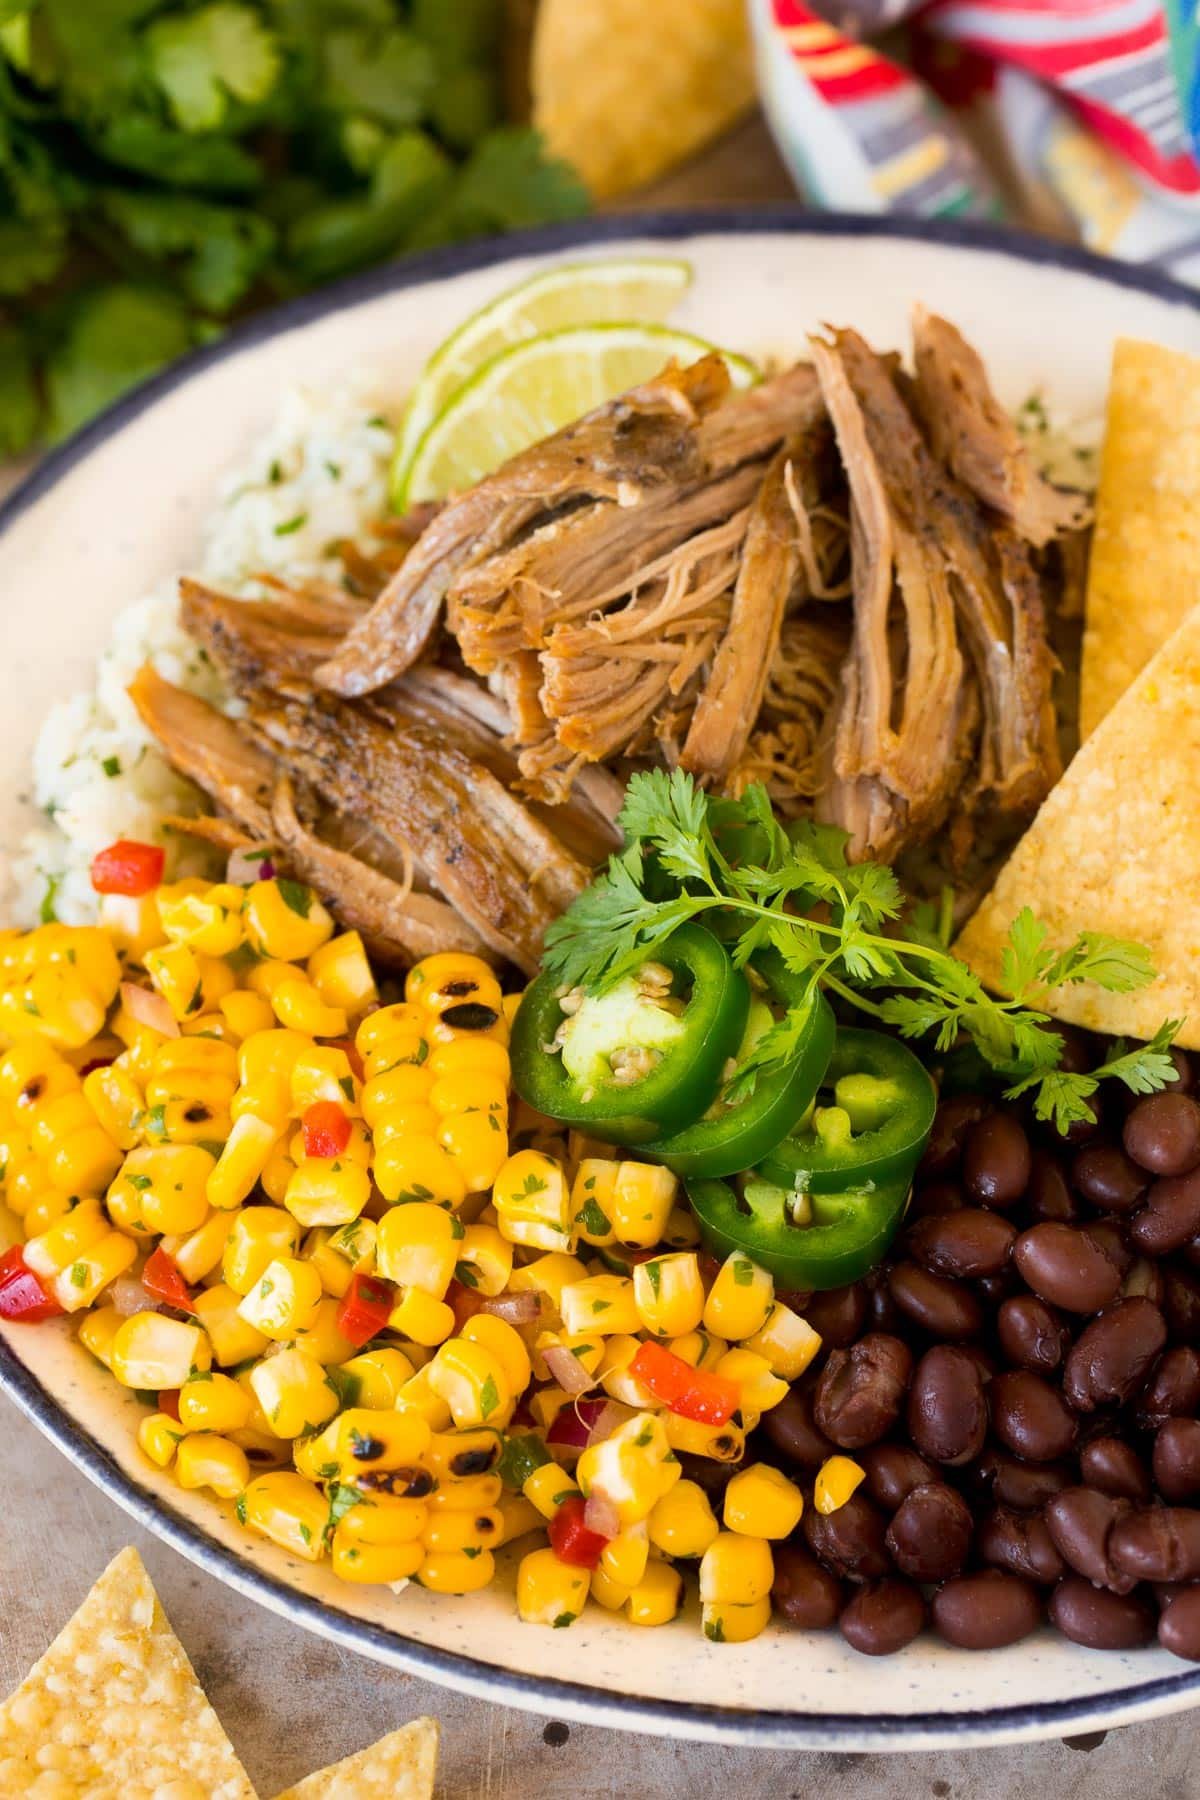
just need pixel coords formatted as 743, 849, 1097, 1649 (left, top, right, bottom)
146, 3, 281, 134
45, 284, 194, 442
100, 189, 275, 312
0, 322, 39, 455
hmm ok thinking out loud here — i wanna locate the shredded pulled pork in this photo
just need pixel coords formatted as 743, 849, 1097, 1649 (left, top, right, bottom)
731, 612, 851, 806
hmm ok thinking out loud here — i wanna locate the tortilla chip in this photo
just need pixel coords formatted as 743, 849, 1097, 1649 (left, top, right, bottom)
0, 1547, 256, 1800
531, 0, 755, 199
957, 597, 1200, 1045
270, 1718, 439, 1800
1080, 337, 1200, 738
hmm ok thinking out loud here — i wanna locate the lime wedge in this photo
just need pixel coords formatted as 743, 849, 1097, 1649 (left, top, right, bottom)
401, 323, 760, 505
390, 257, 694, 507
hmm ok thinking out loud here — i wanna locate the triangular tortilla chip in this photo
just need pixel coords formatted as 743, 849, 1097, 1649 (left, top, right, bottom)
0, 1547, 256, 1800
957, 598, 1200, 1045
1081, 337, 1200, 738
270, 1718, 439, 1800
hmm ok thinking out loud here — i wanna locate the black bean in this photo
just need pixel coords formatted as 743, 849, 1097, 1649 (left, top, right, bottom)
990, 1454, 1074, 1510
1153, 1420, 1200, 1503
813, 1334, 913, 1450
885, 1482, 972, 1581
803, 1492, 890, 1581
989, 1370, 1078, 1461
864, 1271, 903, 1334
858, 1443, 937, 1512
1044, 1488, 1136, 1592
1162, 1268, 1200, 1344
963, 1114, 1032, 1209
977, 1506, 1065, 1584
1028, 1152, 1082, 1224
839, 1578, 926, 1656
1012, 1223, 1124, 1313
1129, 1170, 1200, 1256
1137, 1347, 1200, 1429
1085, 1219, 1134, 1280
906, 1210, 1016, 1280
770, 1542, 844, 1628
909, 1181, 966, 1221
801, 1283, 867, 1349
977, 1271, 1018, 1307
1159, 1587, 1200, 1661
1120, 1259, 1166, 1307
921, 1094, 990, 1177
1049, 1577, 1156, 1650
1062, 1297, 1167, 1412
887, 1262, 982, 1339
996, 1294, 1070, 1375
1123, 1092, 1200, 1177
931, 1571, 1041, 1649
1110, 1507, 1200, 1582
1070, 1144, 1147, 1213
1079, 1437, 1152, 1503
906, 1345, 988, 1466
760, 1386, 834, 1471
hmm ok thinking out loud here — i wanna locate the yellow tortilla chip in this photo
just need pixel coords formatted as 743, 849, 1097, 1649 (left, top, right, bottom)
0, 1547, 256, 1800
270, 1718, 439, 1800
532, 0, 755, 199
1081, 336, 1200, 738
957, 599, 1200, 1045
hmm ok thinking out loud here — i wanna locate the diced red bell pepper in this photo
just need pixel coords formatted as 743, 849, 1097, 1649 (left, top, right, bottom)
302, 1101, 352, 1159
335, 1271, 395, 1349
629, 1340, 740, 1427
0, 1245, 63, 1321
142, 1246, 195, 1313
158, 1388, 181, 1420
327, 1038, 365, 1083
548, 1495, 611, 1568
90, 839, 165, 896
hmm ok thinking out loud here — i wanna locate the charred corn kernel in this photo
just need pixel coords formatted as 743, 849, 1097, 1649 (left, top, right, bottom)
524, 1464, 579, 1519
146, 1037, 238, 1109
373, 1138, 467, 1210
331, 1408, 431, 1477
667, 1330, 728, 1372
492, 1150, 571, 1252
337, 1346, 413, 1410
428, 1338, 511, 1428
144, 943, 206, 1022
743, 1303, 823, 1381
396, 1363, 453, 1429
250, 1347, 338, 1439
77, 1304, 123, 1369
633, 1251, 705, 1338
427, 1471, 502, 1512
142, 1096, 233, 1148
332, 1536, 425, 1584
648, 1482, 720, 1560
724, 1463, 804, 1539
307, 931, 377, 1014
97, 890, 165, 961
517, 1547, 590, 1627
159, 882, 246, 956
610, 1161, 678, 1249
0, 1038, 77, 1110
460, 1314, 531, 1395
714, 1348, 788, 1422
452, 1222, 512, 1298
597, 1336, 657, 1408
28, 1092, 122, 1195
376, 1202, 460, 1297
662, 1204, 701, 1250
82, 1064, 143, 1151
600, 1520, 649, 1589
814, 1454, 865, 1515
111, 1312, 211, 1389
237, 1255, 323, 1338
336, 1498, 428, 1545
21, 1186, 76, 1239
496, 1494, 543, 1546
703, 1251, 774, 1341
177, 1433, 251, 1500
591, 1568, 632, 1612
290, 1296, 356, 1366
244, 878, 334, 961
23, 1195, 108, 1278
179, 1371, 253, 1433
292, 1417, 339, 1481
232, 1029, 310, 1128
138, 1412, 184, 1467
534, 1329, 604, 1382
220, 990, 276, 1041
662, 1414, 746, 1464
422, 1506, 503, 1555
625, 1560, 683, 1627
405, 953, 502, 1015
577, 1412, 680, 1527
699, 1532, 774, 1606
508, 1252, 587, 1317
570, 1159, 618, 1244
419, 1548, 495, 1593
52, 1229, 137, 1311
162, 1210, 235, 1284
283, 1157, 371, 1231
222, 1205, 300, 1294
424, 1426, 504, 1484
702, 1598, 772, 1643
109, 1144, 214, 1237
192, 1282, 269, 1366
241, 1470, 328, 1560
560, 1273, 639, 1337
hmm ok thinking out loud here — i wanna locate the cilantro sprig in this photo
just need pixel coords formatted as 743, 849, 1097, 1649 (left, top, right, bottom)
542, 770, 1180, 1134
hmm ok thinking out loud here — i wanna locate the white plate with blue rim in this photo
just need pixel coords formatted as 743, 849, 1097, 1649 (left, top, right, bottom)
3, 211, 1200, 1750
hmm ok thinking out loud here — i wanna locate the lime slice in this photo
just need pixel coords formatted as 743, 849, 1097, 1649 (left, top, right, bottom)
391, 257, 694, 507
401, 323, 760, 505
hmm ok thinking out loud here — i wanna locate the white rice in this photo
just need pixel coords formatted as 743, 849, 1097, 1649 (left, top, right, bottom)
6, 384, 397, 928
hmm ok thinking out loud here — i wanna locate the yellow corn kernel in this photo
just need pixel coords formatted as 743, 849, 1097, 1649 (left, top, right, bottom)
360, 1062, 430, 1129
82, 1064, 144, 1151
138, 1412, 184, 1468
29, 1092, 122, 1195
662, 1204, 701, 1251
259, 1147, 294, 1205
354, 1002, 424, 1078
376, 1202, 460, 1297
267, 973, 346, 1039
516, 1547, 590, 1627
625, 1560, 683, 1627
438, 1103, 508, 1195
460, 1313, 531, 1395
395, 1364, 453, 1429
178, 1370, 253, 1433
23, 1195, 108, 1278
667, 1329, 729, 1372
250, 1347, 339, 1439
244, 880, 335, 962
282, 1157, 371, 1231
192, 1282, 269, 1367
111, 1312, 211, 1389
559, 1273, 639, 1338
600, 1520, 649, 1589
231, 1028, 310, 1128
597, 1335, 657, 1408
145, 1036, 238, 1108
699, 1531, 774, 1606
702, 1251, 774, 1341
427, 1035, 509, 1084
206, 1113, 280, 1212
576, 1412, 680, 1528
0, 1038, 77, 1110
302, 1218, 373, 1299
109, 1145, 214, 1237
507, 1252, 587, 1317
633, 1251, 705, 1338
241, 1470, 328, 1561
337, 1346, 414, 1409
495, 1494, 543, 1547
176, 1432, 251, 1499
77, 1304, 123, 1370
220, 990, 276, 1041
160, 882, 246, 956
419, 1548, 495, 1594
814, 1454, 866, 1516
162, 1210, 234, 1284
743, 1303, 823, 1382
661, 1413, 746, 1463
237, 1256, 323, 1339
534, 1329, 604, 1383
492, 1150, 572, 1253
423, 1426, 504, 1484
452, 1223, 512, 1298
336, 1498, 429, 1545
144, 943, 206, 1022
428, 1338, 511, 1428
428, 1472, 502, 1514
373, 1138, 467, 1211
332, 1535, 425, 1584
524, 1464, 579, 1520
290, 1044, 360, 1117
143, 1097, 233, 1148
21, 1186, 76, 1240
570, 1159, 619, 1245
648, 1480, 720, 1560
181, 1011, 240, 1044
405, 952, 501, 1013
51, 1228, 137, 1311
723, 1463, 805, 1539
290, 1296, 356, 1366
369, 1101, 440, 1148
590, 1568, 632, 1612
109, 1005, 170, 1079
422, 1506, 504, 1556
229, 1428, 289, 1470
609, 1161, 678, 1249
702, 1598, 772, 1643
222, 1205, 301, 1294
330, 1408, 431, 1479
714, 1348, 789, 1423
97, 890, 165, 961
307, 931, 377, 1015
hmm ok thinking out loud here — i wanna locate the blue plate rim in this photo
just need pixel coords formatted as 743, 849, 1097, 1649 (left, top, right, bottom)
4, 204, 1200, 1747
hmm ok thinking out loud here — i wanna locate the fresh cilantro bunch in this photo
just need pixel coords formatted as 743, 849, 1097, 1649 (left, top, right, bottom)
0, 0, 588, 452
542, 769, 1181, 1134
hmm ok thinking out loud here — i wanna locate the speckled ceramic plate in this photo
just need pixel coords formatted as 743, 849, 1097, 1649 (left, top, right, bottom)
4, 214, 1200, 1750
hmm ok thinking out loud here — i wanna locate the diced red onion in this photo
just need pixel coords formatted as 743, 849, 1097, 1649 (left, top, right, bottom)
583, 1490, 620, 1539
480, 1289, 540, 1326
110, 1280, 157, 1318
120, 981, 179, 1038
543, 1343, 594, 1396
227, 844, 276, 885
547, 1396, 608, 1448
585, 1400, 634, 1446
